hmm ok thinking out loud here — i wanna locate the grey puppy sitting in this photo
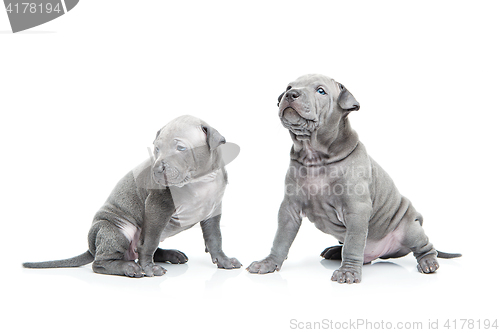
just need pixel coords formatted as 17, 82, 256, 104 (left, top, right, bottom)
247, 74, 460, 283
24, 115, 241, 277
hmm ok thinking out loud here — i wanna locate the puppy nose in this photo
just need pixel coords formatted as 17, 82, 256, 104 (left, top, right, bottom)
154, 162, 165, 174
154, 160, 164, 171
285, 89, 300, 101
155, 160, 169, 173
159, 161, 178, 178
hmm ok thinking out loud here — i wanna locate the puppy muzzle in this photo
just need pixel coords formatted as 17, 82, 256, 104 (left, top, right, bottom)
153, 161, 182, 186
282, 107, 302, 124
279, 105, 318, 139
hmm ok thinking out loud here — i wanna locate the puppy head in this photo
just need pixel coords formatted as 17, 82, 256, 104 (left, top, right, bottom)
277, 74, 359, 140
152, 115, 226, 187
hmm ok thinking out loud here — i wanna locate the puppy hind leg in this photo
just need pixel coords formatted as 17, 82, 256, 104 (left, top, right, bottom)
90, 220, 144, 277
401, 216, 439, 274
320, 245, 343, 260
154, 248, 188, 264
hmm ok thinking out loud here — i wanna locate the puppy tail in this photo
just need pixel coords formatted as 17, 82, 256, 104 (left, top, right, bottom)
436, 250, 462, 259
23, 250, 94, 269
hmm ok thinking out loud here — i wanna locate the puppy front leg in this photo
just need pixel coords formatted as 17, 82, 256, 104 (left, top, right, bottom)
137, 190, 175, 277
332, 207, 371, 284
201, 214, 241, 269
247, 200, 302, 274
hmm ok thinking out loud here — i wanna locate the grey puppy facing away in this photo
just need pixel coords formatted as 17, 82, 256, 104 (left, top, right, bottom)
247, 74, 460, 283
24, 115, 241, 277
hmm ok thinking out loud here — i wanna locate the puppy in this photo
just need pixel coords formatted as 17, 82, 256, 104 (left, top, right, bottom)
247, 74, 460, 283
24, 115, 241, 277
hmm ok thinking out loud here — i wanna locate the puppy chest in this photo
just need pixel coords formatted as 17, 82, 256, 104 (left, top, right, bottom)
288, 166, 349, 232
290, 169, 346, 202
169, 179, 225, 227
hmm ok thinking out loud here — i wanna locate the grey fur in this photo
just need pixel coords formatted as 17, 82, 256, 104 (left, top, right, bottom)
23, 115, 241, 277
247, 74, 460, 283
22, 251, 94, 268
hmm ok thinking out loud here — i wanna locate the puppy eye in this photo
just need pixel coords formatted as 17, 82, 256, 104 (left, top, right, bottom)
316, 88, 326, 95
154, 147, 159, 154
286, 86, 292, 91
176, 145, 187, 151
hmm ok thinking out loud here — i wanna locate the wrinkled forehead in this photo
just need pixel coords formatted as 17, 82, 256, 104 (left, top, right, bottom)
290, 74, 340, 94
157, 118, 207, 147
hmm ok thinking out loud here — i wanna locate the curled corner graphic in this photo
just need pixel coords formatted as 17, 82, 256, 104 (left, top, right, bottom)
3, 0, 79, 33
220, 142, 240, 166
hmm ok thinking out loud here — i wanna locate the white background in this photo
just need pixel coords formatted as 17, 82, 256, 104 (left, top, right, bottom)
2, 1, 499, 332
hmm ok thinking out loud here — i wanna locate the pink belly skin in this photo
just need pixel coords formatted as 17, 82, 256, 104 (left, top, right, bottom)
363, 226, 405, 264
118, 223, 141, 261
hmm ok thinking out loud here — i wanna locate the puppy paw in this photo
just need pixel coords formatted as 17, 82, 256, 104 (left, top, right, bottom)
331, 267, 362, 284
213, 256, 242, 269
154, 248, 188, 264
141, 262, 167, 277
417, 254, 439, 274
246, 257, 281, 274
123, 261, 145, 278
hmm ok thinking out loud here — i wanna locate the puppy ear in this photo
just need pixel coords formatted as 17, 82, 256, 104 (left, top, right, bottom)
337, 83, 360, 112
202, 125, 226, 151
277, 92, 285, 107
